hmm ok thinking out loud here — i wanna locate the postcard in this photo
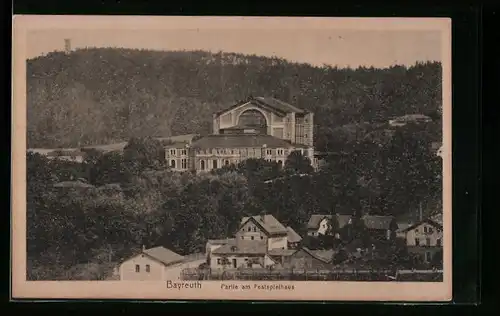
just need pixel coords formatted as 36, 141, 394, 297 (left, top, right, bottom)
12, 15, 452, 301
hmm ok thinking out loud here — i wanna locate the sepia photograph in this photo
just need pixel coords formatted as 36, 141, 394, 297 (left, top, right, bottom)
12, 16, 452, 301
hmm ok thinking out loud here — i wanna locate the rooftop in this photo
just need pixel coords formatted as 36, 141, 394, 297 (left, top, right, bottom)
307, 214, 353, 230
268, 249, 296, 257
142, 246, 185, 266
240, 214, 288, 236
212, 240, 267, 255
286, 226, 303, 243
215, 96, 307, 117
362, 215, 396, 230
191, 134, 308, 149
400, 219, 443, 233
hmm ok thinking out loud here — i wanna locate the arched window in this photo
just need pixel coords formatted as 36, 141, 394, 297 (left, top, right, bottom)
225, 160, 229, 166
277, 160, 283, 168
200, 160, 205, 170
238, 109, 267, 128
170, 159, 176, 168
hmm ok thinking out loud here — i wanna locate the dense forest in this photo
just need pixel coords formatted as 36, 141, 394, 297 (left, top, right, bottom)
27, 48, 442, 150
27, 120, 442, 279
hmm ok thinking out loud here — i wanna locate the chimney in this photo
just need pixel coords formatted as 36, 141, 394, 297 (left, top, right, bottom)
142, 245, 146, 252
64, 39, 71, 54
260, 214, 265, 223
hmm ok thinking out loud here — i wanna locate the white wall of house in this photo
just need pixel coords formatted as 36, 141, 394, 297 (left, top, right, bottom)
268, 236, 287, 250
405, 223, 443, 247
210, 254, 264, 269
317, 218, 330, 235
236, 220, 268, 242
119, 254, 165, 281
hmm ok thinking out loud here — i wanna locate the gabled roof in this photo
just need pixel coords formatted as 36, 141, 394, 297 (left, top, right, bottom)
214, 97, 306, 117
240, 214, 288, 236
336, 215, 353, 228
307, 214, 353, 230
254, 97, 306, 114
396, 222, 413, 232
268, 249, 296, 257
191, 134, 304, 149
295, 247, 333, 264
362, 215, 396, 230
306, 215, 332, 230
310, 249, 336, 262
286, 226, 302, 243
142, 246, 185, 266
400, 219, 443, 233
212, 240, 267, 255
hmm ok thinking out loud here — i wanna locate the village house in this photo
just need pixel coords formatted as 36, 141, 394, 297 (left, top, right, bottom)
210, 240, 276, 269
205, 238, 236, 263
118, 246, 185, 281
361, 215, 398, 241
208, 214, 290, 269
399, 219, 443, 263
281, 248, 335, 270
164, 96, 318, 173
306, 214, 352, 238
236, 214, 289, 250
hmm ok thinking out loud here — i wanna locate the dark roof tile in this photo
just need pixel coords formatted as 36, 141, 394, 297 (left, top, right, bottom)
286, 226, 302, 243
212, 240, 267, 255
241, 214, 288, 236
143, 246, 184, 266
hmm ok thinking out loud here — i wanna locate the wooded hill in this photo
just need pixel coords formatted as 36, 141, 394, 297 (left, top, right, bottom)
27, 48, 442, 150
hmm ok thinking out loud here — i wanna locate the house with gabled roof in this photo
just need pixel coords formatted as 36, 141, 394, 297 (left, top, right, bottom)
306, 214, 352, 238
210, 240, 273, 269
208, 214, 291, 270
281, 247, 335, 269
237, 214, 289, 251
361, 215, 398, 241
118, 246, 185, 281
399, 218, 443, 263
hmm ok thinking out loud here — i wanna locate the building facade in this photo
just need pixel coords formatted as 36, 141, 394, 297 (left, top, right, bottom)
208, 214, 290, 270
165, 97, 317, 173
118, 246, 185, 281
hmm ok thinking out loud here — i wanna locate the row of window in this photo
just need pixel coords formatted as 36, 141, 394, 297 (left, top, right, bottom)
414, 226, 436, 234
135, 264, 150, 273
169, 149, 188, 156
414, 238, 441, 246
199, 159, 231, 170
241, 235, 264, 240
195, 148, 288, 156
170, 158, 188, 169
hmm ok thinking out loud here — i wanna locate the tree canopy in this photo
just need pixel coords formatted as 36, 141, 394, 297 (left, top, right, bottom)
27, 48, 442, 150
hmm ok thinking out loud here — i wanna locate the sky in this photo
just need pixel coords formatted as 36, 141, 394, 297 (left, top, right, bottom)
23, 17, 446, 69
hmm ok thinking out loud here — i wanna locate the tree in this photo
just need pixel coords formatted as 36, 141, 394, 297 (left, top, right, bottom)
89, 151, 130, 186
123, 137, 166, 174
284, 150, 313, 175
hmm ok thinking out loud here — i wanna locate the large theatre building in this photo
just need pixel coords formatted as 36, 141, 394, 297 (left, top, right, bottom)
165, 97, 317, 173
